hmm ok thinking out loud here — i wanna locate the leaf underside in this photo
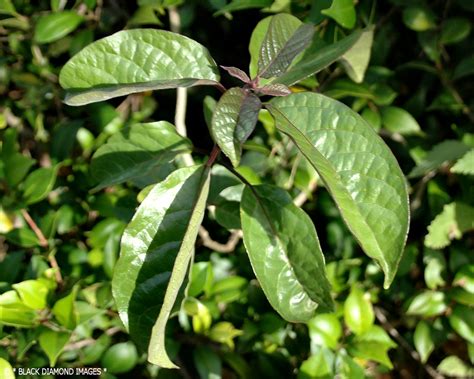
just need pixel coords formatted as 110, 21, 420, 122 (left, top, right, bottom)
112, 165, 210, 368
210, 87, 261, 167
240, 185, 333, 322
59, 29, 220, 105
267, 93, 409, 288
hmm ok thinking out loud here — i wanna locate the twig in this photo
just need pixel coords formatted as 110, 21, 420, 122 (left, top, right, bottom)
63, 327, 122, 351
198, 227, 242, 253
21, 209, 63, 284
293, 178, 318, 207
21, 209, 48, 247
169, 6, 195, 167
374, 307, 444, 379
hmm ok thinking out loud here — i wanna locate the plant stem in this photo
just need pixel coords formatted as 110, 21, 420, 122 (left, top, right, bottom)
206, 145, 220, 167
21, 209, 63, 285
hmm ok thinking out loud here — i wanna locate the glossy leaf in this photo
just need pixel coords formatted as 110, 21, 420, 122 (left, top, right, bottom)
22, 166, 57, 205
240, 184, 333, 322
402, 6, 436, 32
406, 291, 447, 317
274, 28, 372, 87
380, 106, 422, 136
348, 325, 396, 369
339, 27, 373, 83
437, 356, 474, 377
210, 87, 261, 167
440, 18, 471, 45
449, 305, 474, 343
257, 14, 314, 78
52, 286, 79, 330
267, 93, 409, 287
220, 66, 250, 83
298, 349, 334, 378
0, 358, 15, 379
321, 0, 356, 29
0, 290, 38, 327
112, 165, 210, 368
12, 280, 49, 310
39, 329, 71, 366
5, 228, 40, 248
414, 321, 434, 363
344, 286, 374, 335
60, 29, 220, 105
34, 11, 83, 44
91, 121, 191, 190
308, 313, 342, 349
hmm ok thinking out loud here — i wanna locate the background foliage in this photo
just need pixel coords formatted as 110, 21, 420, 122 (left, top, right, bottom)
0, 0, 473, 378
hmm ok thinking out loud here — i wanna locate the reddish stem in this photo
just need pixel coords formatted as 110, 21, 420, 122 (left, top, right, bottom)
206, 145, 220, 167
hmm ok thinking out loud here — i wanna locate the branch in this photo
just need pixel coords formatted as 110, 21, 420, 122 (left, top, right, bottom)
198, 227, 242, 253
374, 307, 444, 379
169, 6, 195, 167
293, 178, 318, 207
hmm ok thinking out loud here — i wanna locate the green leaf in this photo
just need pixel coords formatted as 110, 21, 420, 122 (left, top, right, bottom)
335, 352, 365, 379
414, 321, 434, 363
60, 29, 220, 105
343, 286, 374, 335
440, 17, 471, 45
406, 291, 447, 317
454, 265, 474, 294
257, 14, 314, 78
402, 6, 436, 32
22, 166, 57, 205
453, 56, 474, 80
240, 184, 333, 322
339, 27, 373, 83
274, 29, 371, 86
321, 0, 356, 29
298, 348, 334, 378
0, 0, 16, 15
112, 165, 210, 368
39, 329, 71, 366
3, 153, 35, 187
361, 107, 381, 130
193, 346, 222, 379
91, 121, 191, 190
451, 149, 474, 175
409, 140, 470, 178
423, 249, 446, 289
34, 11, 83, 44
211, 88, 261, 167
215, 201, 241, 230
425, 202, 474, 249
437, 356, 474, 377
267, 93, 409, 288
5, 228, 40, 248
449, 304, 474, 343
208, 322, 243, 349
308, 313, 342, 349
348, 325, 396, 369
12, 280, 49, 310
214, 0, 272, 16
380, 106, 422, 136
101, 342, 138, 374
188, 262, 213, 298
0, 291, 39, 327
52, 286, 79, 330
0, 358, 15, 379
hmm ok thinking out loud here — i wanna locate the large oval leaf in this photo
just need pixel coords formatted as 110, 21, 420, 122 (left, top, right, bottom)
273, 29, 372, 87
240, 185, 333, 322
112, 165, 210, 368
249, 14, 314, 79
210, 87, 261, 167
267, 93, 409, 288
60, 29, 220, 106
91, 121, 191, 191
